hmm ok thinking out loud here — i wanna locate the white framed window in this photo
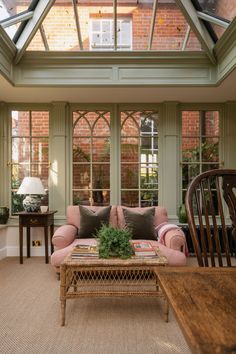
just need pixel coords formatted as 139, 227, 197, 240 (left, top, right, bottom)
181, 110, 220, 203
89, 18, 132, 50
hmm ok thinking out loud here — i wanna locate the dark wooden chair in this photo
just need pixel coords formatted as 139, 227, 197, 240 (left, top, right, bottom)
185, 169, 236, 267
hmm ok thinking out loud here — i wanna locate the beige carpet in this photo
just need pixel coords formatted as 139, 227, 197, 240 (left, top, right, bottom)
0, 257, 191, 354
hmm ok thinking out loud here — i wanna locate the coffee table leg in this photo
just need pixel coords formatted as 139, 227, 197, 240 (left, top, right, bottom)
61, 300, 66, 326
164, 298, 169, 322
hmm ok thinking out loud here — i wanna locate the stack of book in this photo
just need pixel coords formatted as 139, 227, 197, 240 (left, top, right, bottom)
131, 241, 158, 258
71, 244, 99, 259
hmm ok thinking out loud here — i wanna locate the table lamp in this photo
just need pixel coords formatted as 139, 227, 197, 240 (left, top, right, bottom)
17, 177, 46, 212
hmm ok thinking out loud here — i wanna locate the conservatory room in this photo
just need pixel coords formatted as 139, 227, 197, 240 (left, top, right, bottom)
0, 0, 236, 353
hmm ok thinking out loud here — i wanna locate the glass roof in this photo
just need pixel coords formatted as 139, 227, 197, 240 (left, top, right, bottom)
0, 0, 235, 55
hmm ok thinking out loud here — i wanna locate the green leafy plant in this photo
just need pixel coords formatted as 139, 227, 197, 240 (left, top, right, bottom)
96, 224, 134, 259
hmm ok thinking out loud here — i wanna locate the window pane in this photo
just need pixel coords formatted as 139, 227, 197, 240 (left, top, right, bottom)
93, 115, 110, 136
12, 138, 30, 163
92, 138, 110, 162
182, 111, 200, 136
121, 164, 139, 189
121, 138, 139, 163
11, 165, 30, 189
92, 164, 110, 189
32, 138, 48, 163
31, 111, 49, 136
73, 191, 90, 206
12, 111, 30, 136
121, 116, 139, 136
182, 138, 200, 162
182, 164, 200, 189
73, 165, 90, 189
121, 191, 139, 207
141, 191, 158, 207
140, 165, 158, 189
31, 164, 49, 189
73, 138, 91, 162
201, 138, 219, 162
203, 111, 219, 136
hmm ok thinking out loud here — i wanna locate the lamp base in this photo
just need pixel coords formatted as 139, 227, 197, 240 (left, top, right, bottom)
23, 195, 41, 212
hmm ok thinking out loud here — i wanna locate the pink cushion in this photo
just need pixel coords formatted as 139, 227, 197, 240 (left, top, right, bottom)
50, 238, 186, 269
52, 225, 77, 249
67, 205, 118, 228
117, 206, 168, 229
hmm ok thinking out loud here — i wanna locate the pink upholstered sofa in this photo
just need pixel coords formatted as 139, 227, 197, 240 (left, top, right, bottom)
51, 205, 187, 274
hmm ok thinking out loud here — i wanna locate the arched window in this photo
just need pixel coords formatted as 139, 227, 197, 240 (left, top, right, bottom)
72, 110, 111, 206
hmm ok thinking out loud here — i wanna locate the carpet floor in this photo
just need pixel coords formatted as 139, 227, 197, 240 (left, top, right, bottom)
0, 257, 191, 354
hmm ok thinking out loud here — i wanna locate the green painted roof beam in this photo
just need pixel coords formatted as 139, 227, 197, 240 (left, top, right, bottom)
175, 0, 216, 64
14, 0, 55, 64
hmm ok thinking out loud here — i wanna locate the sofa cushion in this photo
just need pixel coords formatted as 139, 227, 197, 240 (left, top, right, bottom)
117, 206, 168, 229
122, 207, 156, 240
67, 205, 118, 228
78, 205, 111, 238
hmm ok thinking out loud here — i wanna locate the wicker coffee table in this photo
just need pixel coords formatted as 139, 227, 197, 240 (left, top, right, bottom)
60, 252, 168, 326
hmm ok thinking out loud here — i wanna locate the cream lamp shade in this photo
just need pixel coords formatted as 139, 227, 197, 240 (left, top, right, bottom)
17, 177, 46, 212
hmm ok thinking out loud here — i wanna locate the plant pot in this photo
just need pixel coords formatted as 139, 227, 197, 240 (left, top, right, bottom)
0, 207, 9, 224
178, 204, 187, 224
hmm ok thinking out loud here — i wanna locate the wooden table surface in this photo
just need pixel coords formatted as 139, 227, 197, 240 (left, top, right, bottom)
156, 267, 236, 354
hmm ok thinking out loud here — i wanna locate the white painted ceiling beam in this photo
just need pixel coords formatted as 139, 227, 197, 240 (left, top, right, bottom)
182, 25, 191, 51
113, 0, 117, 50
0, 11, 34, 28
72, 0, 83, 50
14, 0, 55, 64
148, 0, 158, 50
197, 11, 229, 29
175, 0, 216, 64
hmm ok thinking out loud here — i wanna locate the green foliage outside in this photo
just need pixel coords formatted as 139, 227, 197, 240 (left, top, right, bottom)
96, 224, 134, 259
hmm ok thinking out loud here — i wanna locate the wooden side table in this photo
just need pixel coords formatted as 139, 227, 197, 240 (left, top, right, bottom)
16, 211, 57, 264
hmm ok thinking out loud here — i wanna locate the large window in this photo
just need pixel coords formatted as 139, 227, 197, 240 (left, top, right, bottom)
181, 110, 220, 202
121, 110, 159, 207
11, 110, 49, 213
72, 110, 111, 206
72, 108, 158, 207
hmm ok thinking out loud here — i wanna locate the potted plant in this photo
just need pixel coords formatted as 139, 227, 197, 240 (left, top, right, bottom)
96, 224, 134, 259
0, 207, 9, 224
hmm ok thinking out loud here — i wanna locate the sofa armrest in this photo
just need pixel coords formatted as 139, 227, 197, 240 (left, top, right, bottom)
52, 225, 77, 249
156, 223, 188, 255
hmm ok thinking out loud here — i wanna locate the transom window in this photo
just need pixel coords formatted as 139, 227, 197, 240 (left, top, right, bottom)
10, 110, 49, 213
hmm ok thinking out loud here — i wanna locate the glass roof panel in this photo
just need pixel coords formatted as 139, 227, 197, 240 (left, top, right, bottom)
0, 0, 32, 20
151, 2, 202, 51
26, 0, 203, 52
197, 0, 236, 22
